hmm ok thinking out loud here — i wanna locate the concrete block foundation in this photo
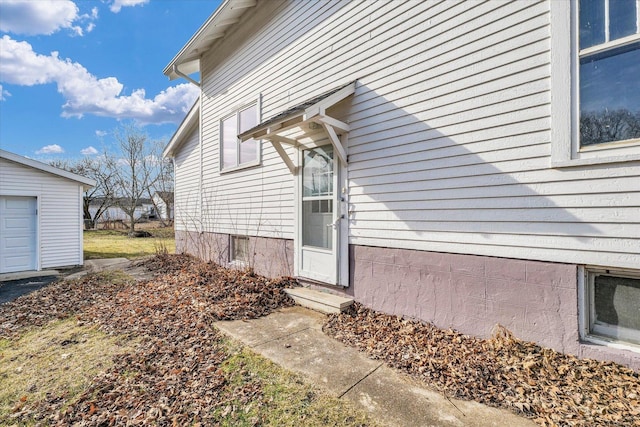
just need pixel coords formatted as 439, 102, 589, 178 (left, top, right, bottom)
344, 245, 640, 371
175, 230, 293, 278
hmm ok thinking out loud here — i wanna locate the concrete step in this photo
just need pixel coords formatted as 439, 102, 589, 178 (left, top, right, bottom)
285, 287, 353, 314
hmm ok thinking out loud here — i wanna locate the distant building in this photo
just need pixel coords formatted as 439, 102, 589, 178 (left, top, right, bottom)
88, 197, 154, 225
152, 191, 174, 221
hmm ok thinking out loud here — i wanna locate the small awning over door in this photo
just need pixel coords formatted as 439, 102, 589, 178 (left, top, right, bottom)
238, 81, 356, 174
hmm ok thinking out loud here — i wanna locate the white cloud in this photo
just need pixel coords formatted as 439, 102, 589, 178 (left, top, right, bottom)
78, 6, 98, 35
0, 83, 10, 101
0, 0, 89, 36
95, 130, 108, 137
36, 144, 64, 154
109, 0, 149, 13
0, 36, 200, 124
81, 146, 98, 155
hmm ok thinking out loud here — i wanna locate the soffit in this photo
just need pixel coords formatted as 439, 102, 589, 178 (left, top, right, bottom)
163, 0, 257, 80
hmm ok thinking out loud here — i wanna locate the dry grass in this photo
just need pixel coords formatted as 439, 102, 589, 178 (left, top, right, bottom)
218, 342, 379, 426
0, 318, 138, 424
84, 227, 175, 259
0, 264, 377, 426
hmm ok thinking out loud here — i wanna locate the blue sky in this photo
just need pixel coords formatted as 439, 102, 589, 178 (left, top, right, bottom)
0, 0, 220, 160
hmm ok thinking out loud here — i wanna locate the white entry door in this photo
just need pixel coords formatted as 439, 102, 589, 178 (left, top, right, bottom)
298, 145, 339, 284
0, 196, 37, 273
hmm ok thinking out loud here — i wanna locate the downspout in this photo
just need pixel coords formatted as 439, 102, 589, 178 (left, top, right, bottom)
173, 64, 200, 87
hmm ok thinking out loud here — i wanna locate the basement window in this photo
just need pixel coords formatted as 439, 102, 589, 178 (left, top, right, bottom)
231, 235, 250, 264
583, 268, 640, 348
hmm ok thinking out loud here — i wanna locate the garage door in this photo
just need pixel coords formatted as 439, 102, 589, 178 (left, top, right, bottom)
0, 196, 37, 273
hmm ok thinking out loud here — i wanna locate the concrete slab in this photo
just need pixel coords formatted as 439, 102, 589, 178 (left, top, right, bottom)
218, 308, 382, 395
216, 306, 325, 345
347, 364, 533, 427
215, 306, 536, 427
84, 258, 131, 272
285, 288, 354, 314
0, 270, 59, 282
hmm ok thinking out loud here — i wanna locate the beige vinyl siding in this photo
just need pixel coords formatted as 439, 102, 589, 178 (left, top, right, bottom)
181, 0, 640, 269
173, 123, 201, 231
0, 158, 83, 269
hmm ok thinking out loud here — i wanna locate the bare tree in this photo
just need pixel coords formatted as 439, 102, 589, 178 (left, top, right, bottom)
111, 124, 158, 235
50, 155, 117, 229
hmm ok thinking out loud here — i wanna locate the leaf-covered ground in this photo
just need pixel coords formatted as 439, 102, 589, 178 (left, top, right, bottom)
323, 303, 640, 427
1, 255, 375, 426
3, 254, 639, 426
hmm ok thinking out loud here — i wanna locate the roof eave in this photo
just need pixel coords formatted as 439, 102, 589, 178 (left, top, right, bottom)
163, 0, 257, 80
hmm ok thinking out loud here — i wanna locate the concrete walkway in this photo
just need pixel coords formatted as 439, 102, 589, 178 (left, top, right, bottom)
215, 306, 536, 427
65, 258, 155, 281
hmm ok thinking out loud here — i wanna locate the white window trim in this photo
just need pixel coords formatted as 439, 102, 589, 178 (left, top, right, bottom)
550, 1, 640, 167
578, 266, 640, 353
219, 95, 262, 173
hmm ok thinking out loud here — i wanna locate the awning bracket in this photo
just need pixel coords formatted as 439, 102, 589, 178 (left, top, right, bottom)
265, 136, 297, 175
319, 121, 348, 165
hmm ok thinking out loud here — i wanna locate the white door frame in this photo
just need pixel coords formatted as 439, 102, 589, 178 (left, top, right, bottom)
294, 141, 349, 287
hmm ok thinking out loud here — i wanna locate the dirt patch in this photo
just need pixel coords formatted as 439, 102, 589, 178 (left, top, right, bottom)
323, 303, 640, 427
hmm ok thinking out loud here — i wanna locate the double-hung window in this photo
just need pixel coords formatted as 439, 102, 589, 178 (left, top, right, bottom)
551, 0, 640, 164
221, 103, 259, 170
577, 0, 640, 148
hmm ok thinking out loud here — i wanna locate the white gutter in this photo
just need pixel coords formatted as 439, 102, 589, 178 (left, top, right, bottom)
172, 64, 200, 87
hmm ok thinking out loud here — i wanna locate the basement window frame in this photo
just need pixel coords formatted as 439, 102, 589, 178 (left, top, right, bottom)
578, 266, 640, 353
230, 234, 250, 265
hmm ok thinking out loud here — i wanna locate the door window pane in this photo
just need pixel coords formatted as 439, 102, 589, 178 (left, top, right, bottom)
302, 145, 334, 250
302, 146, 334, 197
302, 200, 333, 249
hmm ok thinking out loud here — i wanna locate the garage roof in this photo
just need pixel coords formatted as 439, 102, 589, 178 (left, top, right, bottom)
0, 149, 96, 190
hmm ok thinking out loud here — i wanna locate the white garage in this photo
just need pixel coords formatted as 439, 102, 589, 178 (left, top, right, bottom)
0, 150, 95, 274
